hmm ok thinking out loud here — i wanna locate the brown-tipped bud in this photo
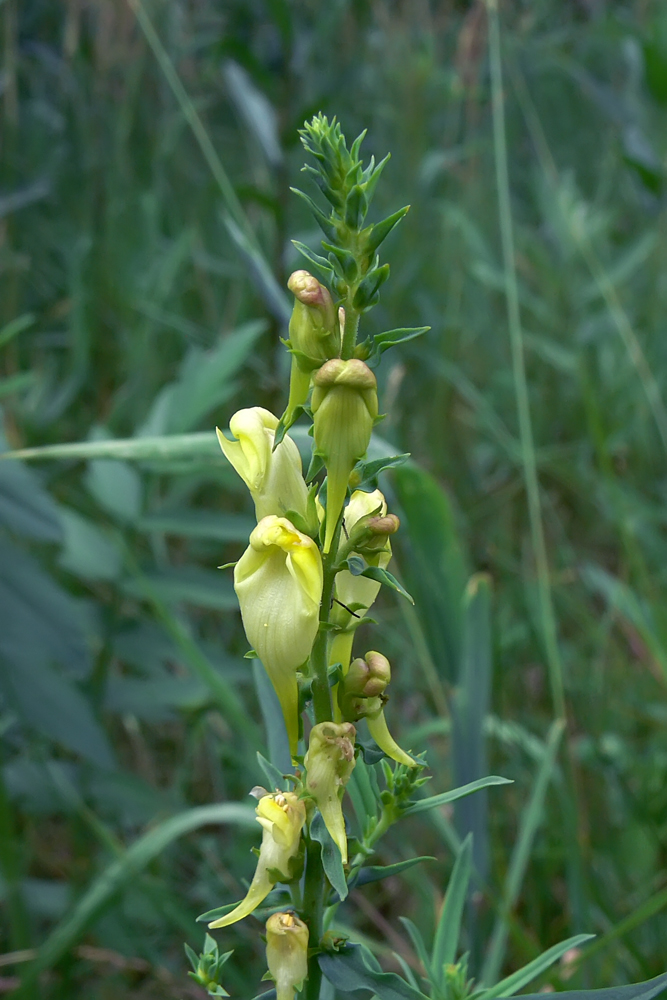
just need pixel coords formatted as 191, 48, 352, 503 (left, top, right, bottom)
311, 360, 378, 554
338, 651, 390, 722
283, 271, 340, 428
348, 511, 400, 554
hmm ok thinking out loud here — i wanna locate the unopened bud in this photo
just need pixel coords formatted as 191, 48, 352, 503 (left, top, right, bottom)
338, 651, 389, 721
312, 359, 378, 553
305, 722, 356, 863
284, 271, 340, 426
339, 652, 416, 768
266, 911, 309, 1000
348, 512, 400, 553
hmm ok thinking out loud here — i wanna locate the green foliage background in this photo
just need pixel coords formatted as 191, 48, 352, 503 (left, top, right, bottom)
2, 0, 667, 997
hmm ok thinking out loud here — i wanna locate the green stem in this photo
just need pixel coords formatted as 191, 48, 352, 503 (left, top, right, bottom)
303, 837, 325, 1000
340, 302, 360, 360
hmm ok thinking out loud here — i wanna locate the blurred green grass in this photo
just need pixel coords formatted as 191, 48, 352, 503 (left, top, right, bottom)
2, 0, 667, 996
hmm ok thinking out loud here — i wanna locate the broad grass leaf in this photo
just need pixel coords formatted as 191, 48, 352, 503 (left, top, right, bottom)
58, 507, 123, 581
0, 459, 62, 542
0, 538, 90, 677
0, 656, 115, 769
85, 458, 143, 522
122, 566, 237, 610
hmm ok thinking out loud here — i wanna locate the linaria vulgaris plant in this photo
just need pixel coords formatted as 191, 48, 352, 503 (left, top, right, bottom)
184, 116, 667, 1000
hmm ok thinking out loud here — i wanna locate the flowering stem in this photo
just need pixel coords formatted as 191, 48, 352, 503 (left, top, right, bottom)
340, 302, 360, 360
303, 836, 325, 1000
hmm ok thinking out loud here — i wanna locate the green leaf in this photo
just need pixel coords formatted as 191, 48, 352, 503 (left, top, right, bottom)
256, 752, 288, 793
137, 509, 254, 542
364, 205, 410, 256
351, 856, 435, 890
0, 431, 220, 463
398, 916, 432, 978
352, 453, 410, 491
0, 538, 90, 678
369, 327, 430, 361
432, 833, 473, 977
291, 240, 334, 283
254, 661, 292, 776
479, 933, 595, 1000
0, 458, 62, 542
0, 657, 115, 769
58, 507, 123, 582
346, 557, 414, 604
11, 803, 257, 999
310, 812, 348, 901
122, 567, 238, 610
319, 944, 430, 1000
0, 312, 35, 349
85, 458, 143, 523
402, 776, 512, 818
501, 972, 667, 1000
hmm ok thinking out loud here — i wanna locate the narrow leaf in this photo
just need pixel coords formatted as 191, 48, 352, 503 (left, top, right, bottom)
310, 812, 348, 901
480, 934, 595, 1000
432, 833, 473, 976
499, 972, 667, 1000
350, 856, 435, 890
402, 776, 512, 817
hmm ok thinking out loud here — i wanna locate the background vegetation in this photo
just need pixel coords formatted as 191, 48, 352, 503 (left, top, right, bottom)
2, 0, 667, 997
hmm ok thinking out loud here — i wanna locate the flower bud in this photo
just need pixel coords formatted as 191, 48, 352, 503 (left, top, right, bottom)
208, 791, 306, 929
235, 516, 323, 755
338, 651, 390, 721
338, 651, 416, 768
284, 271, 339, 426
311, 360, 378, 553
304, 722, 356, 863
266, 911, 309, 1000
216, 407, 308, 522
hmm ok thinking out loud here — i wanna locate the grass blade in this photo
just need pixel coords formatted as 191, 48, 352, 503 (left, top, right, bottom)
481, 720, 565, 984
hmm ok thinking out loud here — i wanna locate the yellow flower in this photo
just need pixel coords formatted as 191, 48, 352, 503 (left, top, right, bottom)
216, 407, 308, 521
208, 792, 306, 929
265, 911, 309, 1000
311, 360, 378, 553
234, 516, 323, 755
305, 722, 356, 864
